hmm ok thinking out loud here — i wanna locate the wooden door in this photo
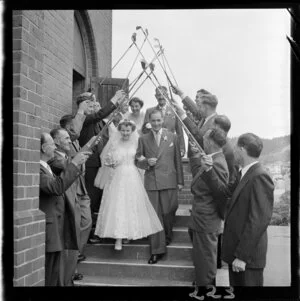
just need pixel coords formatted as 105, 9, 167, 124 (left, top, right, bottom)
91, 77, 129, 107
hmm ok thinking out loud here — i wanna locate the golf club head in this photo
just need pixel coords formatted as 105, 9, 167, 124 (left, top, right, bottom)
140, 59, 147, 70
136, 26, 142, 30
149, 63, 155, 71
131, 32, 137, 42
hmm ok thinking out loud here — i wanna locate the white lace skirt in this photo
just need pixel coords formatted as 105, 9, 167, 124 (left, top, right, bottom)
94, 164, 163, 240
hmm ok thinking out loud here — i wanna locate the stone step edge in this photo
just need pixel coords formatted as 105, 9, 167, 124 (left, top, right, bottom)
86, 243, 192, 249
80, 259, 194, 269
74, 276, 193, 287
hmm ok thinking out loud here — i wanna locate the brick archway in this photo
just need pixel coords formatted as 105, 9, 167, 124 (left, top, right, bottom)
74, 10, 99, 85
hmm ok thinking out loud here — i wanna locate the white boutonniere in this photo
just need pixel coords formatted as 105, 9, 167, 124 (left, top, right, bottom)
162, 136, 168, 142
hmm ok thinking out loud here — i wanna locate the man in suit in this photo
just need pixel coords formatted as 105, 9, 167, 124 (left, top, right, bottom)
136, 109, 184, 264
77, 90, 126, 236
171, 86, 236, 182
59, 113, 94, 273
49, 128, 87, 285
187, 128, 229, 292
201, 133, 274, 286
39, 132, 89, 286
142, 86, 186, 157
49, 128, 98, 285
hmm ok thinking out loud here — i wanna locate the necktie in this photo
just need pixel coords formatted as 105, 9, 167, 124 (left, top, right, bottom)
237, 169, 242, 182
198, 118, 205, 129
155, 132, 160, 146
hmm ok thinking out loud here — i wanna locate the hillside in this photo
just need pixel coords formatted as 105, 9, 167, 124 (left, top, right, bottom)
228, 135, 290, 164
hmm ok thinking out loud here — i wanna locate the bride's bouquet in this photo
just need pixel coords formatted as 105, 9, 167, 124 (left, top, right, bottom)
104, 151, 118, 168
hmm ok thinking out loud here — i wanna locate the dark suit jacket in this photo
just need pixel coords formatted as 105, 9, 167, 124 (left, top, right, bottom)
142, 105, 186, 155
202, 162, 274, 268
48, 152, 82, 250
189, 152, 229, 233
136, 128, 184, 190
78, 101, 114, 167
39, 162, 81, 252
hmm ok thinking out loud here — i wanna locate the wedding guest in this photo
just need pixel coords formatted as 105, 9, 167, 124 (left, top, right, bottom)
200, 133, 274, 286
171, 86, 236, 182
127, 97, 145, 135
187, 128, 229, 294
94, 119, 163, 251
49, 128, 92, 285
59, 114, 93, 277
39, 132, 89, 286
142, 86, 186, 157
136, 110, 184, 264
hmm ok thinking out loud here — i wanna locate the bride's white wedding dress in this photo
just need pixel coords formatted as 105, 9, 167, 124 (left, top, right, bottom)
94, 131, 163, 240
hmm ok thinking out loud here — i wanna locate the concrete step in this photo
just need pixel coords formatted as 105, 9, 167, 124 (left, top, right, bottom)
89, 226, 191, 245
74, 275, 193, 287
77, 258, 195, 282
83, 241, 192, 261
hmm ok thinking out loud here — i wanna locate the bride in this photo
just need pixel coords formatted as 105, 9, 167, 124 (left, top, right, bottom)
94, 119, 163, 250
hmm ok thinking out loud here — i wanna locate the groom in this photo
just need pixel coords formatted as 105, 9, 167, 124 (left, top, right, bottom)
136, 109, 184, 264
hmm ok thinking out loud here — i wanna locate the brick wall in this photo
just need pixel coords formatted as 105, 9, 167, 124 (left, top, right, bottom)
178, 159, 193, 205
42, 10, 74, 133
13, 10, 46, 286
13, 9, 113, 286
88, 10, 112, 78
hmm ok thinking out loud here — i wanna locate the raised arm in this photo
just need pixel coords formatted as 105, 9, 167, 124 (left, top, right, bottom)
40, 163, 81, 196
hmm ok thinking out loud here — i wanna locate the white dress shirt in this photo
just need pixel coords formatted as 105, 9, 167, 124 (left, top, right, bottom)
152, 128, 163, 146
240, 161, 259, 180
202, 112, 217, 126
40, 160, 53, 176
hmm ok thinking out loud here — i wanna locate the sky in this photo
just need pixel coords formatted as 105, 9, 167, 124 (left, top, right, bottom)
112, 9, 291, 139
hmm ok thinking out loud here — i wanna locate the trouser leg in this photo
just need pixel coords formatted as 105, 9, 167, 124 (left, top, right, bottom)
217, 233, 223, 268
191, 230, 218, 287
45, 251, 63, 286
63, 249, 79, 286
160, 189, 178, 244
147, 190, 166, 255
78, 194, 92, 252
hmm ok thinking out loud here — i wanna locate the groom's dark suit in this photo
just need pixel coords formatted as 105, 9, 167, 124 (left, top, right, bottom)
136, 128, 184, 255
202, 162, 274, 286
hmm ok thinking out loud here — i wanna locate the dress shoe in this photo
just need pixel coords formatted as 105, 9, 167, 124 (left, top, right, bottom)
77, 254, 86, 262
148, 254, 164, 264
88, 234, 102, 244
115, 238, 122, 250
72, 273, 83, 281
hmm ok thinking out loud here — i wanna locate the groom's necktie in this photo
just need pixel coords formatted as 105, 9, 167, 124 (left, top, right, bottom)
154, 132, 161, 147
